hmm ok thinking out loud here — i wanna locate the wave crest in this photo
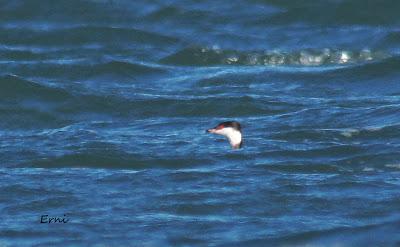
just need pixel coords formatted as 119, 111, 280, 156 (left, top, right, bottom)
161, 46, 389, 66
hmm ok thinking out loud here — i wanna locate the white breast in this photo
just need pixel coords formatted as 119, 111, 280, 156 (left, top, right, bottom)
215, 127, 242, 148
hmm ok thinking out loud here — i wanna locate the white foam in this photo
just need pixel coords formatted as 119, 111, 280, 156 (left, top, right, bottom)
385, 164, 400, 169
340, 129, 359, 138
362, 167, 375, 172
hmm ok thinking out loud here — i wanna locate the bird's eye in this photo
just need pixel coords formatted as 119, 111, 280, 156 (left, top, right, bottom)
216, 125, 224, 130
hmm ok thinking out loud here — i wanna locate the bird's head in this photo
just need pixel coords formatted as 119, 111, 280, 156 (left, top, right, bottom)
206, 121, 243, 149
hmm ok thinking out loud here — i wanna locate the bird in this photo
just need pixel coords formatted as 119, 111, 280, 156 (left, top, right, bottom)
206, 121, 243, 149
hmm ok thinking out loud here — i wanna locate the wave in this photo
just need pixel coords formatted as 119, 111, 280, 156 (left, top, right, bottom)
1, 74, 282, 128
20, 152, 208, 169
258, 0, 400, 26
4, 0, 399, 27
0, 73, 291, 117
0, 75, 71, 128
0, 49, 45, 60
61, 95, 284, 118
0, 0, 143, 24
324, 55, 400, 79
0, 74, 71, 100
1, 25, 178, 46
2, 60, 165, 80
271, 124, 400, 142
145, 6, 210, 22
256, 55, 400, 94
90, 61, 165, 77
160, 46, 389, 66
269, 220, 400, 246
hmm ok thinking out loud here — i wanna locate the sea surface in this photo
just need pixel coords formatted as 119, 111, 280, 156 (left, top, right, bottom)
1, 0, 400, 246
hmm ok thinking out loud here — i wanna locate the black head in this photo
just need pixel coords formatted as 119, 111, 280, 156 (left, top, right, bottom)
214, 121, 242, 132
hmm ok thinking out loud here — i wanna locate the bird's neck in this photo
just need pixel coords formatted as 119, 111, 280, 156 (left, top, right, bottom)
227, 130, 242, 149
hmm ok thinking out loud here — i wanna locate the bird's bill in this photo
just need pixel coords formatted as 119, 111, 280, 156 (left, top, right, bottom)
206, 123, 225, 134
206, 128, 218, 133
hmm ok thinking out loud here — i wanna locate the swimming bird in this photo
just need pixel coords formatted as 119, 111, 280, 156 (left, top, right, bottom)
206, 121, 243, 149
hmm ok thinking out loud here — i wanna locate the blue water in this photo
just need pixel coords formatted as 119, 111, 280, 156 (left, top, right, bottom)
1, 0, 400, 246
